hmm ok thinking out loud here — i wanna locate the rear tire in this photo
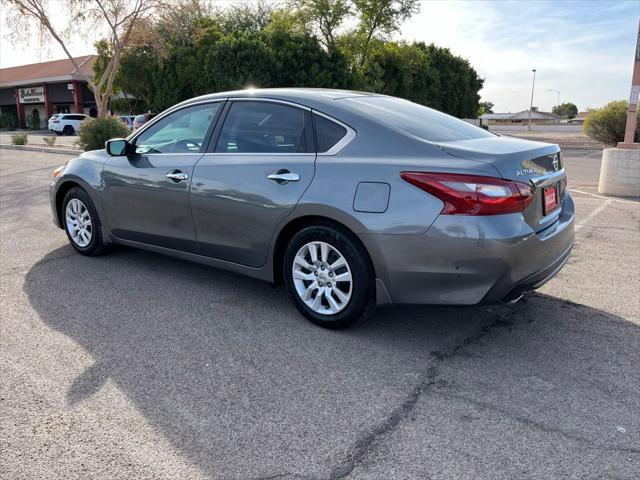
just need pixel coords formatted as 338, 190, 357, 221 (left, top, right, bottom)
63, 125, 74, 135
62, 187, 106, 256
284, 223, 375, 329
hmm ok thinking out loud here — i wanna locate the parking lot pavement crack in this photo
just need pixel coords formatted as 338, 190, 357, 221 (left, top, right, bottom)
330, 313, 512, 479
431, 390, 640, 455
330, 367, 438, 479
245, 473, 323, 480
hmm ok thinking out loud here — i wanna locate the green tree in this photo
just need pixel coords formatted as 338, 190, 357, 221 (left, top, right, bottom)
219, 1, 275, 35
295, 0, 352, 48
478, 101, 494, 116
583, 100, 639, 146
552, 102, 578, 119
358, 41, 435, 105
352, 0, 419, 66
92, 0, 482, 118
415, 43, 483, 117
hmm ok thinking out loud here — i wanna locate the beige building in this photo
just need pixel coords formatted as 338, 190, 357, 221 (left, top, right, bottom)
0, 56, 96, 129
481, 107, 562, 125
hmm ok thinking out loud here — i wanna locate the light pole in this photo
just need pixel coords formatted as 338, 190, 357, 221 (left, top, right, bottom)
548, 89, 560, 109
528, 69, 536, 131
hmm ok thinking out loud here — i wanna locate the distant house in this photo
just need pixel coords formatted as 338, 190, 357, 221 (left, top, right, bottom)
0, 55, 97, 129
481, 107, 561, 125
568, 111, 591, 124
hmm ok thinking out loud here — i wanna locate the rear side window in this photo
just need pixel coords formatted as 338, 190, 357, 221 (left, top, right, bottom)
314, 114, 347, 153
216, 101, 308, 153
344, 96, 493, 143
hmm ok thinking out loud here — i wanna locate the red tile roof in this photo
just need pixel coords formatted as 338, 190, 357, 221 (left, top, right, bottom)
0, 55, 96, 87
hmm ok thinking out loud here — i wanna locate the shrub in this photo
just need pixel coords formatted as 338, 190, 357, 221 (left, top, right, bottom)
583, 100, 639, 146
43, 136, 57, 146
11, 133, 28, 145
77, 116, 130, 151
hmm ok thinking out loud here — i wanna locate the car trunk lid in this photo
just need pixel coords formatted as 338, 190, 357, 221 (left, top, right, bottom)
435, 136, 566, 232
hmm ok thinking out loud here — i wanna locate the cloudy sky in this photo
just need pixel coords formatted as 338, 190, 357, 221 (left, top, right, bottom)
402, 0, 638, 112
1, 0, 638, 112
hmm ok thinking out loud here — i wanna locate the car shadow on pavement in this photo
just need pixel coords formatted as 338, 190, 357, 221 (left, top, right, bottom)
24, 245, 640, 479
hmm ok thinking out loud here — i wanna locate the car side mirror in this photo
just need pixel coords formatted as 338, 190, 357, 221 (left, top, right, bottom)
106, 138, 132, 156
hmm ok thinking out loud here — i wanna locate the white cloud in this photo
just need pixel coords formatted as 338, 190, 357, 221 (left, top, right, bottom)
401, 0, 638, 111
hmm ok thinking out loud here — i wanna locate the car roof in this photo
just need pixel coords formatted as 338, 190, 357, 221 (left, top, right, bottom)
181, 88, 382, 110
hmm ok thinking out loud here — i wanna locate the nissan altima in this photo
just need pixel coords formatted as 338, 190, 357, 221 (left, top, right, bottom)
50, 89, 574, 328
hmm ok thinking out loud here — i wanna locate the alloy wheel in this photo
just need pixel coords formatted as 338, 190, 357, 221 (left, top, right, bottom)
65, 198, 92, 247
292, 241, 353, 315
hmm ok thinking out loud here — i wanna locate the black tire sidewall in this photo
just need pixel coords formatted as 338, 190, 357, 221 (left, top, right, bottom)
63, 126, 74, 135
284, 224, 374, 328
62, 187, 104, 255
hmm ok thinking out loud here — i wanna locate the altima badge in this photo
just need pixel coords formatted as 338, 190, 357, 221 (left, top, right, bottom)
516, 168, 536, 176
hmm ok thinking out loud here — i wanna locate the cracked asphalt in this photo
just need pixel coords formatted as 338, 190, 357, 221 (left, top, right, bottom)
1, 148, 639, 479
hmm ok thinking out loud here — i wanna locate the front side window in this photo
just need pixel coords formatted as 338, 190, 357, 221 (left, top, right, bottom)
216, 101, 308, 153
135, 103, 220, 154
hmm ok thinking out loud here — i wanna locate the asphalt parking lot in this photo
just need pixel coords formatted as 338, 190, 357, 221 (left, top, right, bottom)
1, 148, 638, 479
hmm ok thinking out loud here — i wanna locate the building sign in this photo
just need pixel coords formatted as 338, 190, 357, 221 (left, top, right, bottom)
19, 86, 45, 104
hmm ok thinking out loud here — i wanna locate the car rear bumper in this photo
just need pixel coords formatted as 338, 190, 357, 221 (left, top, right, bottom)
365, 192, 575, 305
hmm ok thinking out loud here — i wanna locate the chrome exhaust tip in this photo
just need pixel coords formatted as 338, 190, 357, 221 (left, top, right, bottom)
507, 294, 525, 304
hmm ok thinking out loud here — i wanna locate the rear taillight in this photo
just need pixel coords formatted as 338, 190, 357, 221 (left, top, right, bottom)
400, 172, 535, 215
51, 120, 60, 123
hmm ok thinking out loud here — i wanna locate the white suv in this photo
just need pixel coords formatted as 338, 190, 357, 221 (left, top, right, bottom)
48, 113, 89, 135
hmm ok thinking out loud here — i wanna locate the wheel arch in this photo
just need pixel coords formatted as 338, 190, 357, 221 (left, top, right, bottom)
54, 177, 103, 229
54, 180, 82, 228
271, 214, 379, 286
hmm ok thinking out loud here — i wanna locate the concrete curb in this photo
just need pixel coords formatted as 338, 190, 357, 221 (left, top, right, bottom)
598, 148, 640, 197
0, 144, 81, 155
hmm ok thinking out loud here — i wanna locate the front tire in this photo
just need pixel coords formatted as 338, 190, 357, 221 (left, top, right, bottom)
62, 187, 106, 256
284, 223, 375, 329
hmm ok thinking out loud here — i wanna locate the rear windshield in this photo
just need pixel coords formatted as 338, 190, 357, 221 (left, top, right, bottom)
343, 96, 493, 143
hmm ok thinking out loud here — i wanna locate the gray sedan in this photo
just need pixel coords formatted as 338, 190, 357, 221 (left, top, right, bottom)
49, 89, 574, 328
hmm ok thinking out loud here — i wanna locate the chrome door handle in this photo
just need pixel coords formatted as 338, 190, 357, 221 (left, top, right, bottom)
267, 171, 300, 184
166, 171, 189, 182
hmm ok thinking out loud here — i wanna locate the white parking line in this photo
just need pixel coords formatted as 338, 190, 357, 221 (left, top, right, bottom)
569, 188, 637, 205
575, 199, 613, 232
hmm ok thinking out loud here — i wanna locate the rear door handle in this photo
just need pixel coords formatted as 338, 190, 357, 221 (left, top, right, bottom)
166, 170, 189, 182
267, 170, 300, 184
